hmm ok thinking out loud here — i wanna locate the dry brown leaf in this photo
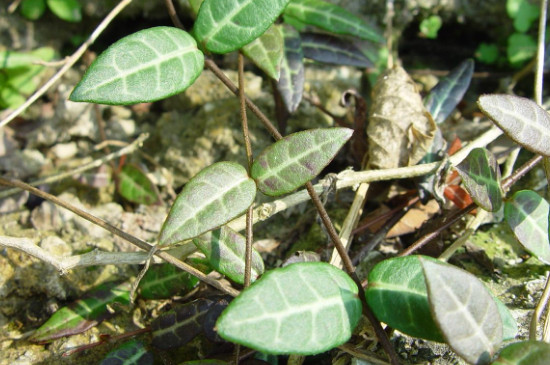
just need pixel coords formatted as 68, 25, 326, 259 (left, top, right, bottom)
367, 66, 437, 169
386, 199, 440, 238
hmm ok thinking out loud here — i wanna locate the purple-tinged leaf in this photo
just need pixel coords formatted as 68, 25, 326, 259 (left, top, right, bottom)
478, 94, 550, 156
276, 26, 304, 113
251, 128, 353, 196
300, 32, 373, 68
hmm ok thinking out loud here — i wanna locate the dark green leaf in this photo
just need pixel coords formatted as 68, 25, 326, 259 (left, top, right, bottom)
151, 298, 214, 349
507, 33, 537, 65
70, 27, 204, 105
419, 15, 442, 39
424, 59, 474, 124
46, 0, 81, 22
159, 162, 256, 245
20, 0, 46, 20
138, 263, 199, 299
217, 262, 362, 355
117, 164, 158, 205
241, 25, 284, 80
30, 281, 130, 343
508, 0, 540, 33
202, 296, 232, 343
193, 226, 264, 284
455, 147, 502, 212
421, 258, 502, 365
100, 340, 153, 365
284, 0, 384, 43
366, 255, 444, 342
181, 361, 229, 365
475, 43, 499, 64
493, 341, 550, 365
505, 190, 550, 264
300, 32, 373, 68
251, 128, 353, 196
276, 26, 304, 113
192, 0, 291, 54
478, 94, 550, 156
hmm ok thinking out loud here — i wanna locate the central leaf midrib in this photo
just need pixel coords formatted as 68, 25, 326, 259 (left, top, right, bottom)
201, 0, 255, 42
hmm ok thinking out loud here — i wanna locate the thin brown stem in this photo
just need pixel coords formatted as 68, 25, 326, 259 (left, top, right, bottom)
0, 176, 239, 297
164, 0, 184, 29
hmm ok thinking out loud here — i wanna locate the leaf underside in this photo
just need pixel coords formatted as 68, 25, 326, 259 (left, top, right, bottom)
216, 262, 362, 355
300, 32, 373, 67
277, 25, 304, 113
421, 258, 503, 365
505, 190, 550, 264
159, 162, 256, 245
251, 128, 353, 196
193, 0, 290, 54
478, 94, 550, 156
241, 24, 284, 80
455, 147, 502, 212
70, 27, 204, 105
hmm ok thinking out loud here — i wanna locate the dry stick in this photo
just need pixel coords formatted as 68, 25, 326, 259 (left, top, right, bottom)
399, 154, 544, 257
530, 271, 550, 340
237, 52, 255, 289
0, 177, 240, 297
0, 0, 134, 129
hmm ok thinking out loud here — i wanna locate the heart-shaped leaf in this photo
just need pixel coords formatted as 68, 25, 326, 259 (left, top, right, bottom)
251, 128, 353, 196
493, 340, 550, 365
192, 0, 291, 54
193, 226, 264, 284
421, 258, 503, 365
138, 263, 199, 299
424, 59, 474, 124
284, 0, 384, 43
300, 32, 373, 67
216, 262, 362, 354
478, 94, 550, 156
455, 147, 502, 212
505, 190, 550, 264
276, 26, 304, 113
159, 162, 256, 245
100, 340, 153, 365
241, 24, 284, 80
70, 27, 204, 105
117, 164, 158, 205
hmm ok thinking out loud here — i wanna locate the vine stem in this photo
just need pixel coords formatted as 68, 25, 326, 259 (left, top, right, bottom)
0, 176, 240, 297
0, 0, 134, 129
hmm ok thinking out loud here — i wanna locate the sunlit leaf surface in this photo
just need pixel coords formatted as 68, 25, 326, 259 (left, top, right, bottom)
478, 94, 550, 156
217, 262, 361, 354
251, 128, 353, 196
70, 27, 204, 105
159, 162, 256, 245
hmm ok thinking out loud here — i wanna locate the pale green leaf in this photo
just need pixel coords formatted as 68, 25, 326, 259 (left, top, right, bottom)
276, 25, 304, 113
46, 0, 81, 22
70, 27, 204, 105
241, 24, 284, 80
478, 94, 550, 156
193, 0, 291, 54
159, 162, 256, 245
216, 262, 362, 354
251, 128, 353, 196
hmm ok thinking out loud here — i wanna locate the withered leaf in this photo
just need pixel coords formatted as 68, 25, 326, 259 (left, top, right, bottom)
367, 66, 437, 169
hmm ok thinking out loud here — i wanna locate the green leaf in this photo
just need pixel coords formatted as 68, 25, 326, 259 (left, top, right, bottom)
276, 26, 304, 113
46, 0, 81, 22
159, 162, 256, 245
284, 0, 384, 43
117, 164, 158, 205
419, 15, 442, 39
20, 0, 46, 20
505, 190, 550, 264
493, 341, 550, 365
189, 0, 205, 15
216, 262, 362, 355
30, 281, 130, 343
424, 59, 474, 124
455, 147, 502, 212
420, 258, 503, 365
366, 255, 444, 342
151, 298, 215, 349
478, 94, 550, 157
193, 226, 264, 284
70, 27, 204, 105
138, 263, 199, 299
192, 0, 291, 54
475, 43, 499, 64
507, 0, 540, 32
251, 128, 353, 196
300, 32, 373, 68
507, 33, 537, 65
241, 24, 284, 80
100, 340, 153, 365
